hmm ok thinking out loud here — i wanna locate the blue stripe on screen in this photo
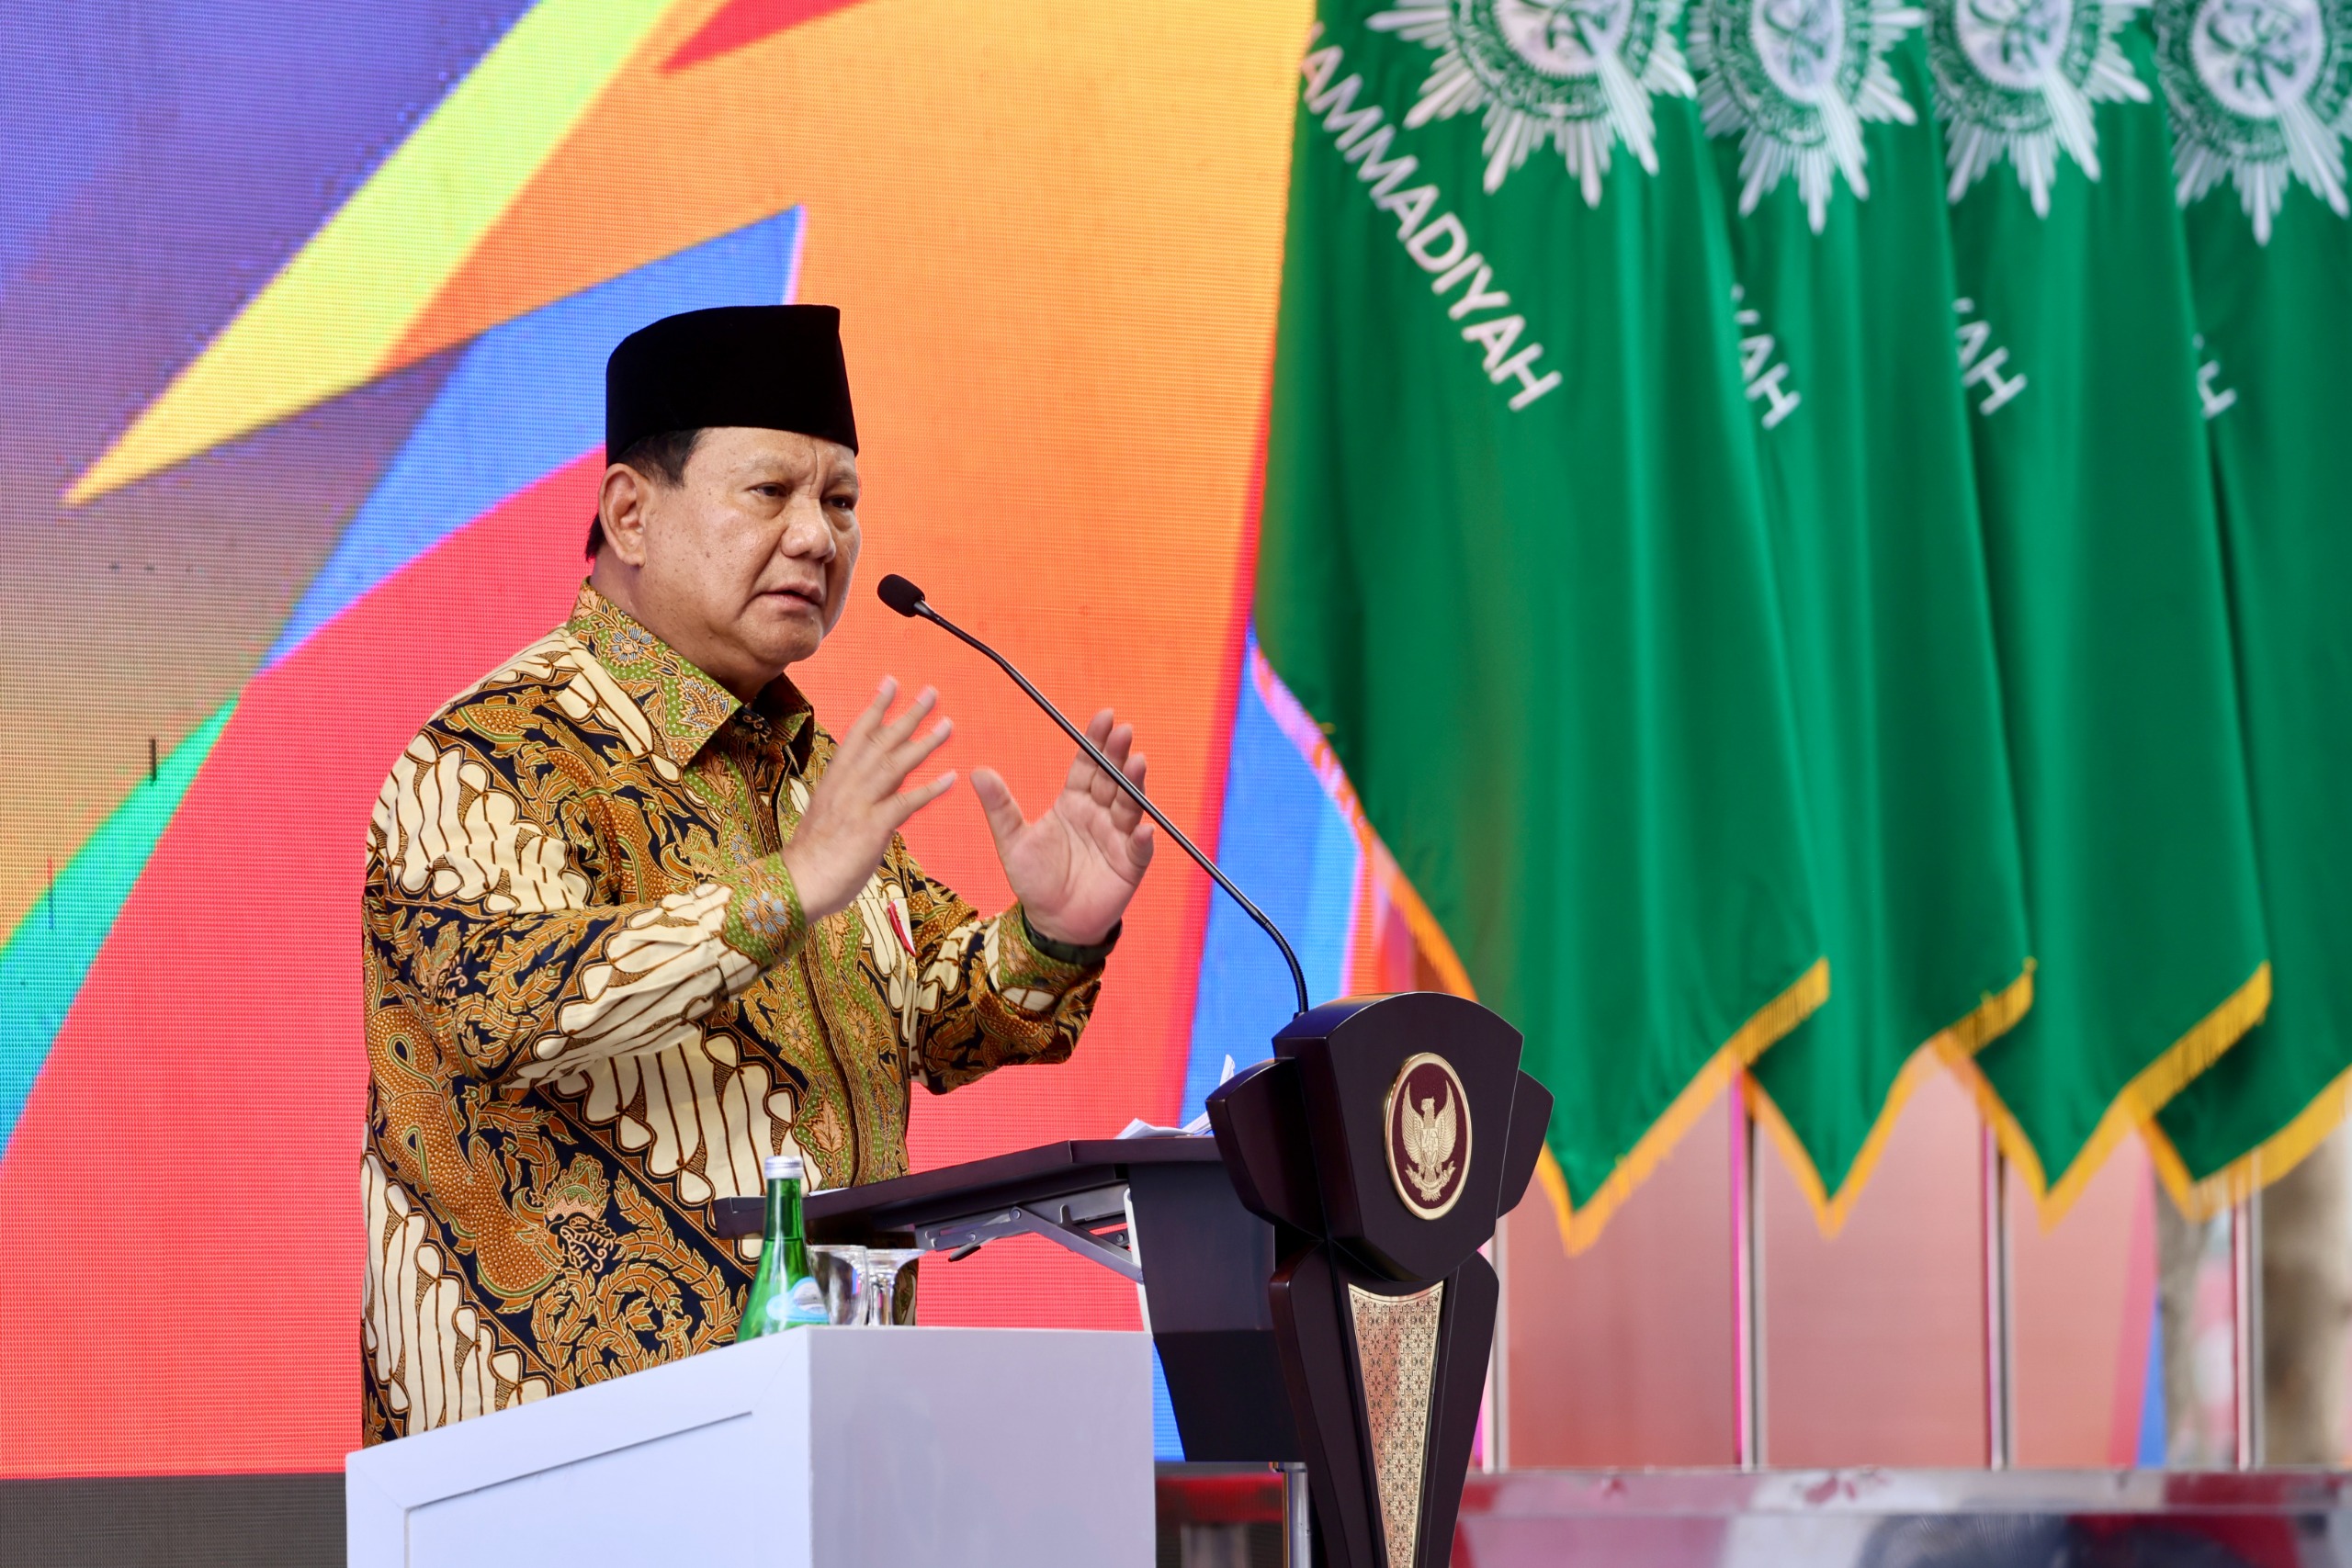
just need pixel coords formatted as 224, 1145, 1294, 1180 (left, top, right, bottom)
1178, 636, 1362, 1124
260, 207, 805, 668
1153, 631, 1363, 1459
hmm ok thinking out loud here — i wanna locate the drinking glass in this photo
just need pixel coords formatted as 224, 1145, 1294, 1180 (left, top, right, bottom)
863, 1248, 922, 1325
806, 1244, 867, 1325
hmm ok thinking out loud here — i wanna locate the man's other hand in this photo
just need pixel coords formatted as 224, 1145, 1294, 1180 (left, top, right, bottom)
973, 709, 1155, 949
782, 678, 956, 923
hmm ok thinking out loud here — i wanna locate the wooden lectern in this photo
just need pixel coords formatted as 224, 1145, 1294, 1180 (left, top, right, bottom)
1208, 992, 1549, 1568
805, 990, 1547, 1568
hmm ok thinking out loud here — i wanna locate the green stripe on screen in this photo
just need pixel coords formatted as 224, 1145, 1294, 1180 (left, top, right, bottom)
0, 698, 235, 1159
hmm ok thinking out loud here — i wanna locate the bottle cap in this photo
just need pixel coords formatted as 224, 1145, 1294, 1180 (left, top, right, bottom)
764, 1153, 805, 1182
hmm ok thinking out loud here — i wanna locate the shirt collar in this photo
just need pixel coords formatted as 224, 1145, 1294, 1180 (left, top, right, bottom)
566, 581, 811, 765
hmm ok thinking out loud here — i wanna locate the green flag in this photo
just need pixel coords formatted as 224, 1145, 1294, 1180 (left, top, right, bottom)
1931, 6, 2271, 1215
1257, 0, 1825, 1248
2147, 0, 2352, 1213
1689, 9, 2035, 1226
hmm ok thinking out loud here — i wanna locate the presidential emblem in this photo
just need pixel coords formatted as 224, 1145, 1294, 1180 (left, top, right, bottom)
1691, 0, 1926, 230
2155, 0, 2351, 240
1385, 1053, 1473, 1219
1369, 0, 1699, 205
1928, 0, 2152, 213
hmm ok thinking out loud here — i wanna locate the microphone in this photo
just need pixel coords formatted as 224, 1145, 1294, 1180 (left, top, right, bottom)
875, 573, 1311, 1018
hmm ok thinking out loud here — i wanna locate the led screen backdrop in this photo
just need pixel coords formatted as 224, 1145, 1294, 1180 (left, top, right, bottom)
0, 0, 1378, 1476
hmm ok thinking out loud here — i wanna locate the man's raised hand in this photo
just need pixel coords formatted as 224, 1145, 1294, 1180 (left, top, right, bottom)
781, 678, 956, 923
971, 708, 1155, 949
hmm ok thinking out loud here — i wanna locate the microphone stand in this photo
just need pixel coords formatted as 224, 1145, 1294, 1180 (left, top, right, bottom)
880, 578, 1312, 1018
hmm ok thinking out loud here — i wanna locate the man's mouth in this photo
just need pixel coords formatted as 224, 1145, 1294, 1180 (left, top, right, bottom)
762, 586, 824, 611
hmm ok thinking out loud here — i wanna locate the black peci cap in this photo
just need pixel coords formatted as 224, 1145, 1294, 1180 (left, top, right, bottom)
605, 304, 857, 458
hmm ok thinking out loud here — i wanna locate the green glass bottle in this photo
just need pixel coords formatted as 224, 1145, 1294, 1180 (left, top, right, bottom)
739, 1154, 823, 1338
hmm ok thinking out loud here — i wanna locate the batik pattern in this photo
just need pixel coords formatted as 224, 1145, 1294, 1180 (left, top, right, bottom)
361, 581, 1107, 1443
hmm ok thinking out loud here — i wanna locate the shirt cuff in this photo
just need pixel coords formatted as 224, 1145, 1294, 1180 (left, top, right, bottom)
718, 853, 807, 968
1015, 906, 1121, 971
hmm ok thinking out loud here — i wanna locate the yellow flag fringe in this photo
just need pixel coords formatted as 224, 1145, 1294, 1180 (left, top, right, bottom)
2143, 1055, 2352, 1224
1253, 647, 1829, 1258
1282, 626, 2267, 1247
1938, 962, 2270, 1230
1535, 958, 1831, 1256
1750, 963, 2035, 1238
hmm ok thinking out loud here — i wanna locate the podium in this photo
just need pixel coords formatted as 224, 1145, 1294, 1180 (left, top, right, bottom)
808, 991, 1549, 1568
349, 991, 1544, 1568
1206, 992, 1549, 1568
796, 1135, 1296, 1462
344, 1326, 1153, 1567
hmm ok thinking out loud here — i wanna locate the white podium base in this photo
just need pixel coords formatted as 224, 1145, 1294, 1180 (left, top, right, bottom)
345, 1326, 1153, 1568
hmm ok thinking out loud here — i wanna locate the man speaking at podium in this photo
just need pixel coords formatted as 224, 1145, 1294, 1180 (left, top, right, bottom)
359, 305, 1155, 1443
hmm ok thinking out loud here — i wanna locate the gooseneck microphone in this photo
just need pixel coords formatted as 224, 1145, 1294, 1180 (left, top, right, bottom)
876, 573, 1311, 1018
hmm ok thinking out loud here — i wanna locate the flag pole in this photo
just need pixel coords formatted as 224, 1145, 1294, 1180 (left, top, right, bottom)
1733, 1070, 1764, 1469
1983, 1124, 2013, 1469
2233, 1185, 2264, 1468
1483, 1233, 1506, 1472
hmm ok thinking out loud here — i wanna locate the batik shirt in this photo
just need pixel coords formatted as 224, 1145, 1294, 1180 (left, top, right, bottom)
361, 581, 1110, 1443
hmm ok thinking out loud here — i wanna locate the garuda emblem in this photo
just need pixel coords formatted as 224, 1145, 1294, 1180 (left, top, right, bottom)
1386, 1053, 1473, 1219
1370, 0, 1698, 205
1928, 0, 2152, 213
2156, 0, 2351, 240
1401, 1091, 1459, 1199
1690, 0, 1927, 231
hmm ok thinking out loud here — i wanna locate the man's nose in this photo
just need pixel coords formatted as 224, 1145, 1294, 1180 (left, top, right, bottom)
778, 497, 836, 559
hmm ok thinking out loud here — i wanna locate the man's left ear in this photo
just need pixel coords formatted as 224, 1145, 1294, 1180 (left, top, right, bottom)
597, 464, 654, 568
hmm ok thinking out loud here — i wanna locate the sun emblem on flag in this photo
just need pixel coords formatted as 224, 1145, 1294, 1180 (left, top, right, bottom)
1368, 0, 1699, 205
1928, 0, 2152, 212
2155, 0, 2352, 240
1690, 0, 1926, 230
